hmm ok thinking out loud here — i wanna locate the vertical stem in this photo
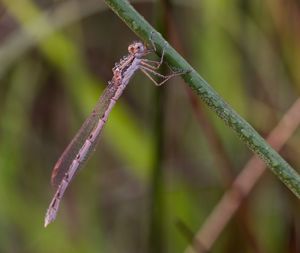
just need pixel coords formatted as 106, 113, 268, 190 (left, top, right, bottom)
149, 85, 165, 253
149, 1, 169, 252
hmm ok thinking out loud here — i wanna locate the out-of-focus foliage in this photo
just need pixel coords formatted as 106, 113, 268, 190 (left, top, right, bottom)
0, 0, 300, 252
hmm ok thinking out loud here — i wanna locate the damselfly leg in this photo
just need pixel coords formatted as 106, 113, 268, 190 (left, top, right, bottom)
141, 32, 186, 86
140, 58, 186, 86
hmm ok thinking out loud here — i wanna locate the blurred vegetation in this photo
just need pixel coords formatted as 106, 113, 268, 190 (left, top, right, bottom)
0, 0, 300, 252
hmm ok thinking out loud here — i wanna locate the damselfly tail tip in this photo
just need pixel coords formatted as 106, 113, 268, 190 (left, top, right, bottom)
44, 220, 49, 228
44, 217, 50, 228
44, 216, 53, 228
44, 210, 56, 228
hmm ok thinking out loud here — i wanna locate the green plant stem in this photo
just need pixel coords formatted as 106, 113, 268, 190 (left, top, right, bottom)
148, 1, 168, 252
104, 0, 300, 198
150, 85, 165, 253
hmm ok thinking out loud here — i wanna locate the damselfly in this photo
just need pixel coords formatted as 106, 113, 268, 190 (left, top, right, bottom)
44, 39, 184, 227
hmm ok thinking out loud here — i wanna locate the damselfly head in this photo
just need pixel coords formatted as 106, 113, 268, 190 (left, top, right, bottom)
128, 42, 146, 56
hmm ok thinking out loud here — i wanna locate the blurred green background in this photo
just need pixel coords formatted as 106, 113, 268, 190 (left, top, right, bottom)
1, 0, 300, 252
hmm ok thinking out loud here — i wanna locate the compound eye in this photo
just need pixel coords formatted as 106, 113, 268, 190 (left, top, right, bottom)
128, 45, 134, 53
